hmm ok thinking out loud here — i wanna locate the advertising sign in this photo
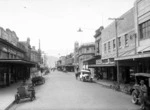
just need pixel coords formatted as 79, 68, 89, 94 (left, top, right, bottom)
96, 59, 102, 64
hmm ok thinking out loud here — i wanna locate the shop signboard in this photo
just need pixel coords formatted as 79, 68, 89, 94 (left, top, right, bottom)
2, 47, 8, 52
96, 59, 102, 64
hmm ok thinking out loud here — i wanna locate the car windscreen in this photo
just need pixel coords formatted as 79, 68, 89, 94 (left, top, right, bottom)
83, 72, 90, 74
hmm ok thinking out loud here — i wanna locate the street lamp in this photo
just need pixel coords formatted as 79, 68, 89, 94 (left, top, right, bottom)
108, 17, 124, 84
77, 28, 83, 32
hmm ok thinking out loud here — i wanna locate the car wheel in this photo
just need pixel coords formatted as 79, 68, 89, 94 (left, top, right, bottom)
15, 95, 19, 104
132, 90, 138, 104
83, 78, 85, 82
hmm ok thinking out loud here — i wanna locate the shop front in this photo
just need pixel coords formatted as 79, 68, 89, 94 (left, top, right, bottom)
89, 63, 117, 81
116, 52, 150, 84
0, 59, 36, 87
65, 65, 75, 72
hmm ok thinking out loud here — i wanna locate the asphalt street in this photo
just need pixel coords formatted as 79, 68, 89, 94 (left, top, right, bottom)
9, 71, 139, 110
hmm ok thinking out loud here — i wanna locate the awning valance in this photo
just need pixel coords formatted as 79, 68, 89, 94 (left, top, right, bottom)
115, 52, 150, 61
89, 63, 116, 68
83, 56, 101, 63
0, 59, 37, 66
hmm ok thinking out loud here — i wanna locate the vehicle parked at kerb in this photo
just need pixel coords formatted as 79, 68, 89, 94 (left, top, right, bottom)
32, 76, 45, 86
131, 73, 150, 110
79, 69, 93, 82
15, 83, 35, 103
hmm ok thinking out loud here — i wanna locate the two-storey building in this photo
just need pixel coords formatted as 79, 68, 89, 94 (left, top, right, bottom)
89, 8, 136, 83
0, 28, 36, 87
77, 42, 95, 71
114, 0, 150, 83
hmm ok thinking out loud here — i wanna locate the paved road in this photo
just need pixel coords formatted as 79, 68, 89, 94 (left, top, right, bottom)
9, 71, 139, 110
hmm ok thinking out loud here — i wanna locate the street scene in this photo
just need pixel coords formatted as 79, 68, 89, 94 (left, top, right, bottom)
0, 0, 150, 110
9, 71, 139, 110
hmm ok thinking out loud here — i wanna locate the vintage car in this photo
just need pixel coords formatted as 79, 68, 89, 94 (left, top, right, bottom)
31, 76, 45, 86
15, 83, 35, 103
131, 73, 150, 109
79, 69, 93, 82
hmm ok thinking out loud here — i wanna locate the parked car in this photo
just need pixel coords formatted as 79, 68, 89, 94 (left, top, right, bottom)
79, 69, 93, 82
15, 83, 35, 103
32, 76, 45, 86
131, 73, 150, 110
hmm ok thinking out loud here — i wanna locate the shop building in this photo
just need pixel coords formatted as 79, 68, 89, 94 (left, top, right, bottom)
77, 42, 95, 71
64, 53, 74, 72
89, 8, 136, 83
116, 0, 150, 75
56, 56, 66, 71
30, 46, 42, 74
0, 28, 36, 87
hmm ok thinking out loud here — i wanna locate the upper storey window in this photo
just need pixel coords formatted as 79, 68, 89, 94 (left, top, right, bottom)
139, 20, 150, 40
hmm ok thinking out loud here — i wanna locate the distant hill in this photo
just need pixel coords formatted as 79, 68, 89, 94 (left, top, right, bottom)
46, 56, 58, 68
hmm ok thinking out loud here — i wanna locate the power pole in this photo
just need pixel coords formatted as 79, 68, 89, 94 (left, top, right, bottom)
108, 18, 124, 84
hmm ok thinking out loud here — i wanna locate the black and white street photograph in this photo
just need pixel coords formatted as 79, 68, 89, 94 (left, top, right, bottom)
0, 0, 150, 110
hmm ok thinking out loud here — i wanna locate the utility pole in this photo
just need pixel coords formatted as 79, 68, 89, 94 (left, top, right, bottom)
108, 18, 124, 84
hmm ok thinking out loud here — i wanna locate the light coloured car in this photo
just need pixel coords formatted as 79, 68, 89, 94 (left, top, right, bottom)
79, 70, 93, 82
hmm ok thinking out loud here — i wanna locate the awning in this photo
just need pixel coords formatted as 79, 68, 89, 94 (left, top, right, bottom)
115, 52, 150, 61
64, 64, 74, 67
89, 63, 116, 68
137, 45, 150, 53
83, 56, 101, 63
0, 59, 37, 66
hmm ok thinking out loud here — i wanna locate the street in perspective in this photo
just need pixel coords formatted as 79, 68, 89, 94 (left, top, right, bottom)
8, 71, 139, 110
0, 0, 150, 110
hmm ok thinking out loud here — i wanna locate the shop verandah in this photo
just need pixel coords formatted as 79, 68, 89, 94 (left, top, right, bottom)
116, 52, 150, 81
0, 59, 36, 87
89, 63, 117, 81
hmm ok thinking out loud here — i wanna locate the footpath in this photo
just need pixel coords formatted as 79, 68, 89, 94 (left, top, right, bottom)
0, 70, 46, 110
0, 79, 32, 110
93, 79, 133, 95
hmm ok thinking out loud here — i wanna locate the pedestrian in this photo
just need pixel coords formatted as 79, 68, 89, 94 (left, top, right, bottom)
75, 72, 80, 79
139, 80, 148, 109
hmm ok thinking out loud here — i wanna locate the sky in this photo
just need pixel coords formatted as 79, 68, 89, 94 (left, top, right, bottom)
0, 0, 135, 58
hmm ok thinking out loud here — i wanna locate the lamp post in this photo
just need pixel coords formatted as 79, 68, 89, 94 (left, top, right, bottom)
108, 18, 124, 84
